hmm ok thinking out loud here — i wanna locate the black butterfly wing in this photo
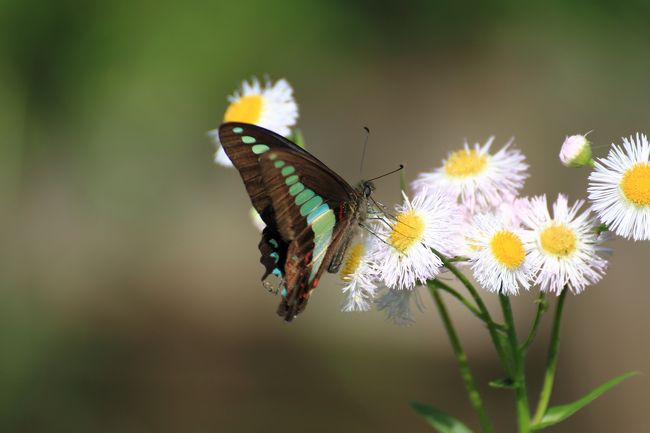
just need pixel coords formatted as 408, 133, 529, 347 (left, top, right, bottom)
219, 122, 355, 221
218, 122, 362, 321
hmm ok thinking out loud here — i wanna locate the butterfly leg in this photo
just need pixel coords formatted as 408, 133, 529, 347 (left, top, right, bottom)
359, 222, 393, 247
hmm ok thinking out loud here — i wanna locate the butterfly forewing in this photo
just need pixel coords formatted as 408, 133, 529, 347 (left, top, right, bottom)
218, 122, 365, 321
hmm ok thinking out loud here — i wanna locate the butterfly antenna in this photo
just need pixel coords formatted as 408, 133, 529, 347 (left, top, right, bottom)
359, 126, 370, 177
366, 164, 404, 183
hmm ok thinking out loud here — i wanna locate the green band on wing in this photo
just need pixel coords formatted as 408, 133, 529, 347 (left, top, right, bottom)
281, 166, 295, 176
295, 189, 315, 205
289, 182, 305, 196
242, 135, 256, 144
233, 127, 243, 134
310, 209, 335, 234
308, 207, 335, 283
300, 196, 323, 216
252, 144, 269, 154
265, 157, 336, 285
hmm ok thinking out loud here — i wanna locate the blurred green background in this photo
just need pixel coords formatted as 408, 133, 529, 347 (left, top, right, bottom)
1, 1, 650, 432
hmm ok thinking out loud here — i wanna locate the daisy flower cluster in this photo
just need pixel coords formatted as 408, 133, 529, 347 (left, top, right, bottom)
330, 129, 648, 430
335, 134, 636, 324
341, 130, 650, 326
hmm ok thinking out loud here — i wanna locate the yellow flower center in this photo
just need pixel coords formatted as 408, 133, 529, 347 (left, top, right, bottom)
223, 95, 263, 123
489, 231, 525, 269
390, 210, 425, 253
540, 225, 576, 257
340, 243, 364, 281
620, 163, 650, 206
444, 149, 488, 177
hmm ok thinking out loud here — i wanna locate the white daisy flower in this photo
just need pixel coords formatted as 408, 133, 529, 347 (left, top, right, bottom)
467, 213, 535, 295
588, 133, 650, 241
338, 239, 380, 312
455, 195, 529, 259
375, 287, 425, 326
371, 188, 462, 290
520, 194, 608, 294
412, 137, 528, 214
560, 133, 593, 168
211, 77, 299, 167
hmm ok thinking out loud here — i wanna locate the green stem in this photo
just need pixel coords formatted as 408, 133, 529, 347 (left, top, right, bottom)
435, 250, 511, 375
519, 292, 547, 355
428, 279, 486, 324
448, 256, 471, 263
499, 294, 531, 433
399, 164, 408, 193
532, 288, 568, 425
429, 285, 494, 433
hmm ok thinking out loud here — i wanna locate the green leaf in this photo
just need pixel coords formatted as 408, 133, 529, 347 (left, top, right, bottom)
533, 371, 638, 430
489, 377, 515, 389
410, 401, 475, 433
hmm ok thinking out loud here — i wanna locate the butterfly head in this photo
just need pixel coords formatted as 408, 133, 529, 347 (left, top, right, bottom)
359, 180, 375, 198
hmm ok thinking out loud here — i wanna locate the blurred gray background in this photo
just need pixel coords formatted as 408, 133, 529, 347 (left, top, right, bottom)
1, 1, 649, 432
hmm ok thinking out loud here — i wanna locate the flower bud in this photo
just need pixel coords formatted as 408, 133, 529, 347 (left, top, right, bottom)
559, 134, 593, 167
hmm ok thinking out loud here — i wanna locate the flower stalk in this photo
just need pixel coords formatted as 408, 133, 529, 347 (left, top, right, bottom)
429, 284, 494, 433
532, 287, 568, 424
499, 293, 531, 433
428, 279, 493, 326
519, 292, 547, 355
435, 250, 512, 375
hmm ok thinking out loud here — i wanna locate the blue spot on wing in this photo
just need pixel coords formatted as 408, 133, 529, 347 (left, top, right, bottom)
307, 203, 330, 224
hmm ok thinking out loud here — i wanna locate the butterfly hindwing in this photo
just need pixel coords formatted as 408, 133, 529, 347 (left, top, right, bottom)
258, 227, 288, 288
219, 122, 365, 321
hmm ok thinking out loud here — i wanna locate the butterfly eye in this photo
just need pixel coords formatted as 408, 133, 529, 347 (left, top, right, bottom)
363, 183, 374, 197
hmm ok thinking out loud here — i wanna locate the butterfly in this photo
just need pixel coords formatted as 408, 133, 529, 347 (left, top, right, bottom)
218, 122, 375, 321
